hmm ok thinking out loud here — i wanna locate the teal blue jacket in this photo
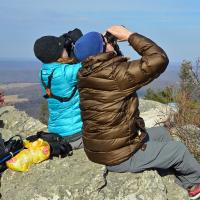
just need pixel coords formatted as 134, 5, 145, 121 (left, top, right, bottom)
40, 62, 82, 137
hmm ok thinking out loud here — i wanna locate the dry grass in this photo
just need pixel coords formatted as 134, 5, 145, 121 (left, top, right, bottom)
164, 90, 200, 161
175, 90, 200, 126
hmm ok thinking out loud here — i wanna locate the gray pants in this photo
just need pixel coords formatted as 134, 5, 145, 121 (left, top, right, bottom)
107, 127, 200, 189
69, 137, 83, 150
63, 133, 83, 150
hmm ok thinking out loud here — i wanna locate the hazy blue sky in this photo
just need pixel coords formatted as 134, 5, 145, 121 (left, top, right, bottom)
0, 0, 200, 62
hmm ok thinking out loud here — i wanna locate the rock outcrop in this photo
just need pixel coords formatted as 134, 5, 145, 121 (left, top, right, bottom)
0, 100, 189, 200
139, 99, 175, 128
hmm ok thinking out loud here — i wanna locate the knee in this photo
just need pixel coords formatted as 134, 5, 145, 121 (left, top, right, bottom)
175, 141, 187, 156
176, 141, 186, 148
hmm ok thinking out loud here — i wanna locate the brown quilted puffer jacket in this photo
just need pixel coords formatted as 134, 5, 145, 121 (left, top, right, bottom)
77, 33, 169, 165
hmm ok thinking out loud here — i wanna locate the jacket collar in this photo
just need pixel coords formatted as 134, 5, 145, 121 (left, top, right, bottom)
80, 52, 129, 76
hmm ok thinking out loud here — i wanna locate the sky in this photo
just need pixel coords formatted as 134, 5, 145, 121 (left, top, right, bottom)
0, 0, 200, 63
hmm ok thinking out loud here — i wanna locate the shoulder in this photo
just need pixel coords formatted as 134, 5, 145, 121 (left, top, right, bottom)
63, 63, 82, 74
41, 63, 62, 72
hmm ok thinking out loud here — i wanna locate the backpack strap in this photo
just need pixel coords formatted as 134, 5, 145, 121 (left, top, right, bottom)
41, 69, 56, 98
49, 86, 77, 103
41, 69, 77, 102
0, 135, 24, 164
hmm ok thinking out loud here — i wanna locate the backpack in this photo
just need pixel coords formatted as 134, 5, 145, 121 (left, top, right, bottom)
0, 134, 24, 172
0, 120, 24, 166
26, 131, 73, 159
0, 119, 72, 172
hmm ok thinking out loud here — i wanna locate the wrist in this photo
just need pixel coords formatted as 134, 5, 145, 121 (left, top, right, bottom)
128, 32, 137, 42
125, 32, 134, 40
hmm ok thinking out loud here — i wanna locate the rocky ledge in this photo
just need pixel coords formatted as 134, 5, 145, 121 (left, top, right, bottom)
0, 100, 189, 200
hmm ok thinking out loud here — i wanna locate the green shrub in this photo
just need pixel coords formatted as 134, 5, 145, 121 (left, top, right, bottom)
143, 86, 175, 104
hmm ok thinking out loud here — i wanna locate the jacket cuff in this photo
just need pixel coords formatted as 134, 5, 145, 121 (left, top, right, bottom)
128, 33, 139, 45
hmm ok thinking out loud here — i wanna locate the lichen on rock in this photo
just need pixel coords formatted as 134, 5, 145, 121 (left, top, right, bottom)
0, 104, 189, 200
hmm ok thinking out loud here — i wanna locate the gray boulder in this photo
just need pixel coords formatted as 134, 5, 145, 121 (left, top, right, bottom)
139, 99, 176, 128
0, 105, 189, 200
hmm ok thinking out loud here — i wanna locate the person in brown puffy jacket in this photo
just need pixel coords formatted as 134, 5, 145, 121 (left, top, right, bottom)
74, 25, 200, 199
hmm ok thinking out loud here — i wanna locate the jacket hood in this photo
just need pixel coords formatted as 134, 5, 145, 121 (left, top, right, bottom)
80, 52, 129, 76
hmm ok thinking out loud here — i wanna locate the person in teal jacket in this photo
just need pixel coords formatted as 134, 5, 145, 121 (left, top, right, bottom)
33, 32, 83, 149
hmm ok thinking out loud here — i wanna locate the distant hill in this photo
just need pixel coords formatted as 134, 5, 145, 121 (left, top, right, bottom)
0, 60, 181, 119
0, 60, 181, 84
0, 60, 41, 83
0, 83, 43, 119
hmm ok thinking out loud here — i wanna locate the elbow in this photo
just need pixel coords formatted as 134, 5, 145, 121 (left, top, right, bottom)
162, 53, 169, 68
156, 53, 169, 73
